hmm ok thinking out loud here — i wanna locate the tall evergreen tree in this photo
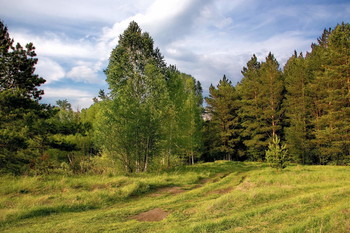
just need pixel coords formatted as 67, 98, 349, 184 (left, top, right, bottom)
284, 52, 313, 164
308, 23, 350, 164
238, 53, 284, 161
0, 21, 45, 100
238, 55, 264, 160
205, 75, 241, 161
259, 53, 284, 138
0, 21, 50, 174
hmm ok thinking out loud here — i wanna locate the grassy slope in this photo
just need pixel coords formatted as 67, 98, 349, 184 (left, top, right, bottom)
1, 161, 350, 232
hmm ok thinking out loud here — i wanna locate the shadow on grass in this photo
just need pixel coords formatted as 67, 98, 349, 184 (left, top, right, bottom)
1, 204, 98, 228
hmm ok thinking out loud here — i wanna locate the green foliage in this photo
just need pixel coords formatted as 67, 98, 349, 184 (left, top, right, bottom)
205, 75, 241, 161
238, 53, 284, 161
98, 21, 203, 173
265, 135, 289, 170
310, 23, 350, 164
283, 52, 314, 164
2, 18, 350, 175
0, 21, 45, 100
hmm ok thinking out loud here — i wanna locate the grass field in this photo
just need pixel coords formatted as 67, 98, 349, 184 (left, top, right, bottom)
1, 161, 350, 232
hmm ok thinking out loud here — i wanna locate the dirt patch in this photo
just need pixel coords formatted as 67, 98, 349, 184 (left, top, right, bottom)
200, 173, 229, 184
199, 178, 211, 184
207, 186, 233, 195
131, 208, 169, 222
236, 181, 256, 191
190, 184, 203, 189
149, 186, 185, 197
342, 208, 349, 214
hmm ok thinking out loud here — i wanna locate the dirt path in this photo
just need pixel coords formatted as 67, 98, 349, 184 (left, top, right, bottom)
130, 208, 168, 222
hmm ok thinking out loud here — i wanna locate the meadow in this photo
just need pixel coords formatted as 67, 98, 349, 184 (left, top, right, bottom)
1, 161, 350, 232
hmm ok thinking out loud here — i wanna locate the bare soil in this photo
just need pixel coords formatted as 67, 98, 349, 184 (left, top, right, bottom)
149, 186, 185, 197
207, 186, 233, 195
131, 208, 169, 222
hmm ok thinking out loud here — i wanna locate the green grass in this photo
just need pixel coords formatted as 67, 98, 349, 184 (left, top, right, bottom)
1, 161, 350, 232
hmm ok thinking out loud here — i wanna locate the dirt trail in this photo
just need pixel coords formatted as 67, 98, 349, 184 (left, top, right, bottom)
148, 186, 185, 197
131, 208, 168, 222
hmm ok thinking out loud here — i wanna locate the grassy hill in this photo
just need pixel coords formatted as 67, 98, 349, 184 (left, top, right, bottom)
1, 161, 350, 232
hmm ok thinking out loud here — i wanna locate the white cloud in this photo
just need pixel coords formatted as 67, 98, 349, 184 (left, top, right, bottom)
43, 87, 94, 110
36, 57, 65, 84
99, 0, 212, 47
66, 61, 104, 83
44, 87, 93, 98
67, 65, 99, 83
0, 0, 154, 24
10, 30, 96, 59
2, 0, 349, 109
164, 29, 313, 88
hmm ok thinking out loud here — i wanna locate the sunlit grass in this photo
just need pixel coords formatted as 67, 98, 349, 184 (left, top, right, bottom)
1, 161, 350, 232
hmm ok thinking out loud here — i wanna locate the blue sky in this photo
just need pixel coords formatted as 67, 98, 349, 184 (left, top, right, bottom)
1, 0, 349, 109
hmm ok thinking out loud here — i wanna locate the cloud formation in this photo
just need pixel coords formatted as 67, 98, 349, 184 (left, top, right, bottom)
36, 57, 65, 84
1, 0, 349, 109
44, 87, 94, 110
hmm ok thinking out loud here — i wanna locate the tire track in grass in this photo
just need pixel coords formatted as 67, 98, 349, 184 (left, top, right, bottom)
177, 185, 350, 232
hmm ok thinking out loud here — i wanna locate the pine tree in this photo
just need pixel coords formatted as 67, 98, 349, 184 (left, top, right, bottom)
0, 21, 45, 100
205, 75, 240, 161
238, 54, 284, 161
0, 21, 50, 174
283, 52, 313, 164
309, 23, 350, 164
238, 55, 264, 160
266, 135, 289, 170
259, 53, 284, 138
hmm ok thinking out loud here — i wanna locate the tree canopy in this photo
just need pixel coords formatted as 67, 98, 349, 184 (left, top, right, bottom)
1, 20, 350, 175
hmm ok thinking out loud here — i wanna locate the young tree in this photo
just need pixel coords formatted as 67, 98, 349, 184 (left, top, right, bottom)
266, 135, 289, 170
180, 74, 203, 164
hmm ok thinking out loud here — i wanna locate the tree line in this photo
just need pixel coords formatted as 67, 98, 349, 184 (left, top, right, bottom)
0, 20, 349, 175
205, 23, 350, 165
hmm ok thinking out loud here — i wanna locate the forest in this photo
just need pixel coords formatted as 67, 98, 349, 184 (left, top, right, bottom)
0, 20, 349, 175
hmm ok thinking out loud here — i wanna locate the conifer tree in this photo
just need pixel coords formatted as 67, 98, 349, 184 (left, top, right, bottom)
308, 23, 350, 164
238, 54, 284, 161
0, 21, 50, 174
284, 52, 313, 164
205, 75, 240, 161
0, 21, 45, 100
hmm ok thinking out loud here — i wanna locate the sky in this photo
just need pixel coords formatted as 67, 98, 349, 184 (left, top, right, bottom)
1, 0, 349, 109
